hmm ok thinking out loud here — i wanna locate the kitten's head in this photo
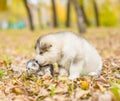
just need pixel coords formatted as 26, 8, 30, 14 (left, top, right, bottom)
26, 59, 40, 76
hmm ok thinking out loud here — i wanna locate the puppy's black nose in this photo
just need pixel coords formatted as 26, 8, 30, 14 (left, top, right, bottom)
34, 59, 38, 63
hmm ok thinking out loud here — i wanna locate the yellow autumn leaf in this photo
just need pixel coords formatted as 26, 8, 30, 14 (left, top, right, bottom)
80, 81, 89, 90
12, 87, 26, 95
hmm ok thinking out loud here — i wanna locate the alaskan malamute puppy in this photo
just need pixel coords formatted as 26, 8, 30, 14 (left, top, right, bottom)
35, 31, 102, 79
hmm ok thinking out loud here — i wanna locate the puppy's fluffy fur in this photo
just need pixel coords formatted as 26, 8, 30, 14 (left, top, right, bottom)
35, 32, 102, 79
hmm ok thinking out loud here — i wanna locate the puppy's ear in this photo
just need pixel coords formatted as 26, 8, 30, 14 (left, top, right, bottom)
34, 38, 40, 50
34, 35, 44, 50
34, 41, 38, 50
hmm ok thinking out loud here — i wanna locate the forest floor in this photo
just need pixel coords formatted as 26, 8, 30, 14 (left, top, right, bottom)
0, 28, 120, 101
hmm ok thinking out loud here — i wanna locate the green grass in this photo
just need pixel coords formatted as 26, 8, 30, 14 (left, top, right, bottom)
110, 83, 120, 100
50, 85, 56, 97
0, 69, 4, 78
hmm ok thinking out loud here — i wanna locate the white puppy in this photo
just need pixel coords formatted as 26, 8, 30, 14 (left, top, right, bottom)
35, 32, 102, 79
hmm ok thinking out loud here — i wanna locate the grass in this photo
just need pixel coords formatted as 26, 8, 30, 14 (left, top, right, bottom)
110, 83, 120, 100
0, 69, 4, 78
50, 85, 56, 97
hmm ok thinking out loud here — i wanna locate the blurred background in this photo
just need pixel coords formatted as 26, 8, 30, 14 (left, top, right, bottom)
0, 0, 120, 33
0, 1, 120, 100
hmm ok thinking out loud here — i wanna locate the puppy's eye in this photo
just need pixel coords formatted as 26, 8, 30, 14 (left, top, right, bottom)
39, 52, 43, 55
50, 44, 52, 47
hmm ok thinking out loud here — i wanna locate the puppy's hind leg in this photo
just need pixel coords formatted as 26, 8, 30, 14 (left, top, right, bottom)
59, 57, 72, 76
69, 60, 84, 80
59, 67, 69, 76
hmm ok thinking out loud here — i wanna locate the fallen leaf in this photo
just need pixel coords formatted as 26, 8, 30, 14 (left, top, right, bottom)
11, 64, 23, 77
75, 88, 90, 99
11, 87, 26, 95
92, 91, 114, 101
114, 73, 120, 79
42, 73, 52, 79
80, 80, 89, 90
12, 95, 30, 101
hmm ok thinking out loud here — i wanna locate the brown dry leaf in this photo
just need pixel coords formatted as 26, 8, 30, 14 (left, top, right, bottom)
114, 73, 120, 79
42, 97, 53, 101
75, 88, 90, 99
95, 76, 110, 87
96, 76, 108, 84
0, 61, 5, 68
53, 95, 71, 101
0, 90, 6, 101
11, 64, 23, 77
5, 86, 14, 94
11, 78, 23, 86
94, 83, 106, 92
36, 88, 50, 99
98, 91, 114, 101
11, 87, 27, 95
54, 82, 68, 94
92, 91, 114, 101
11, 95, 30, 101
2, 60, 9, 67
42, 73, 52, 79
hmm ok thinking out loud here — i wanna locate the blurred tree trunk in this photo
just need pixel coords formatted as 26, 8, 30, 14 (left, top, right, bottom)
23, 0, 34, 30
51, 0, 58, 27
66, 0, 71, 27
0, 0, 7, 11
37, 7, 43, 29
72, 0, 86, 33
93, 0, 99, 26
79, 0, 89, 26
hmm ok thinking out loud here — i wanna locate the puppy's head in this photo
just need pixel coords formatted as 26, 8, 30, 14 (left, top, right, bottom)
34, 35, 61, 66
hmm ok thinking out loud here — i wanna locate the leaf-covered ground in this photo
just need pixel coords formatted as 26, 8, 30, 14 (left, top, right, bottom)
0, 28, 120, 101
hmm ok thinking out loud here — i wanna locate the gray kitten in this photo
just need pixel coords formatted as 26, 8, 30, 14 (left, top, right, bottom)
26, 59, 53, 76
